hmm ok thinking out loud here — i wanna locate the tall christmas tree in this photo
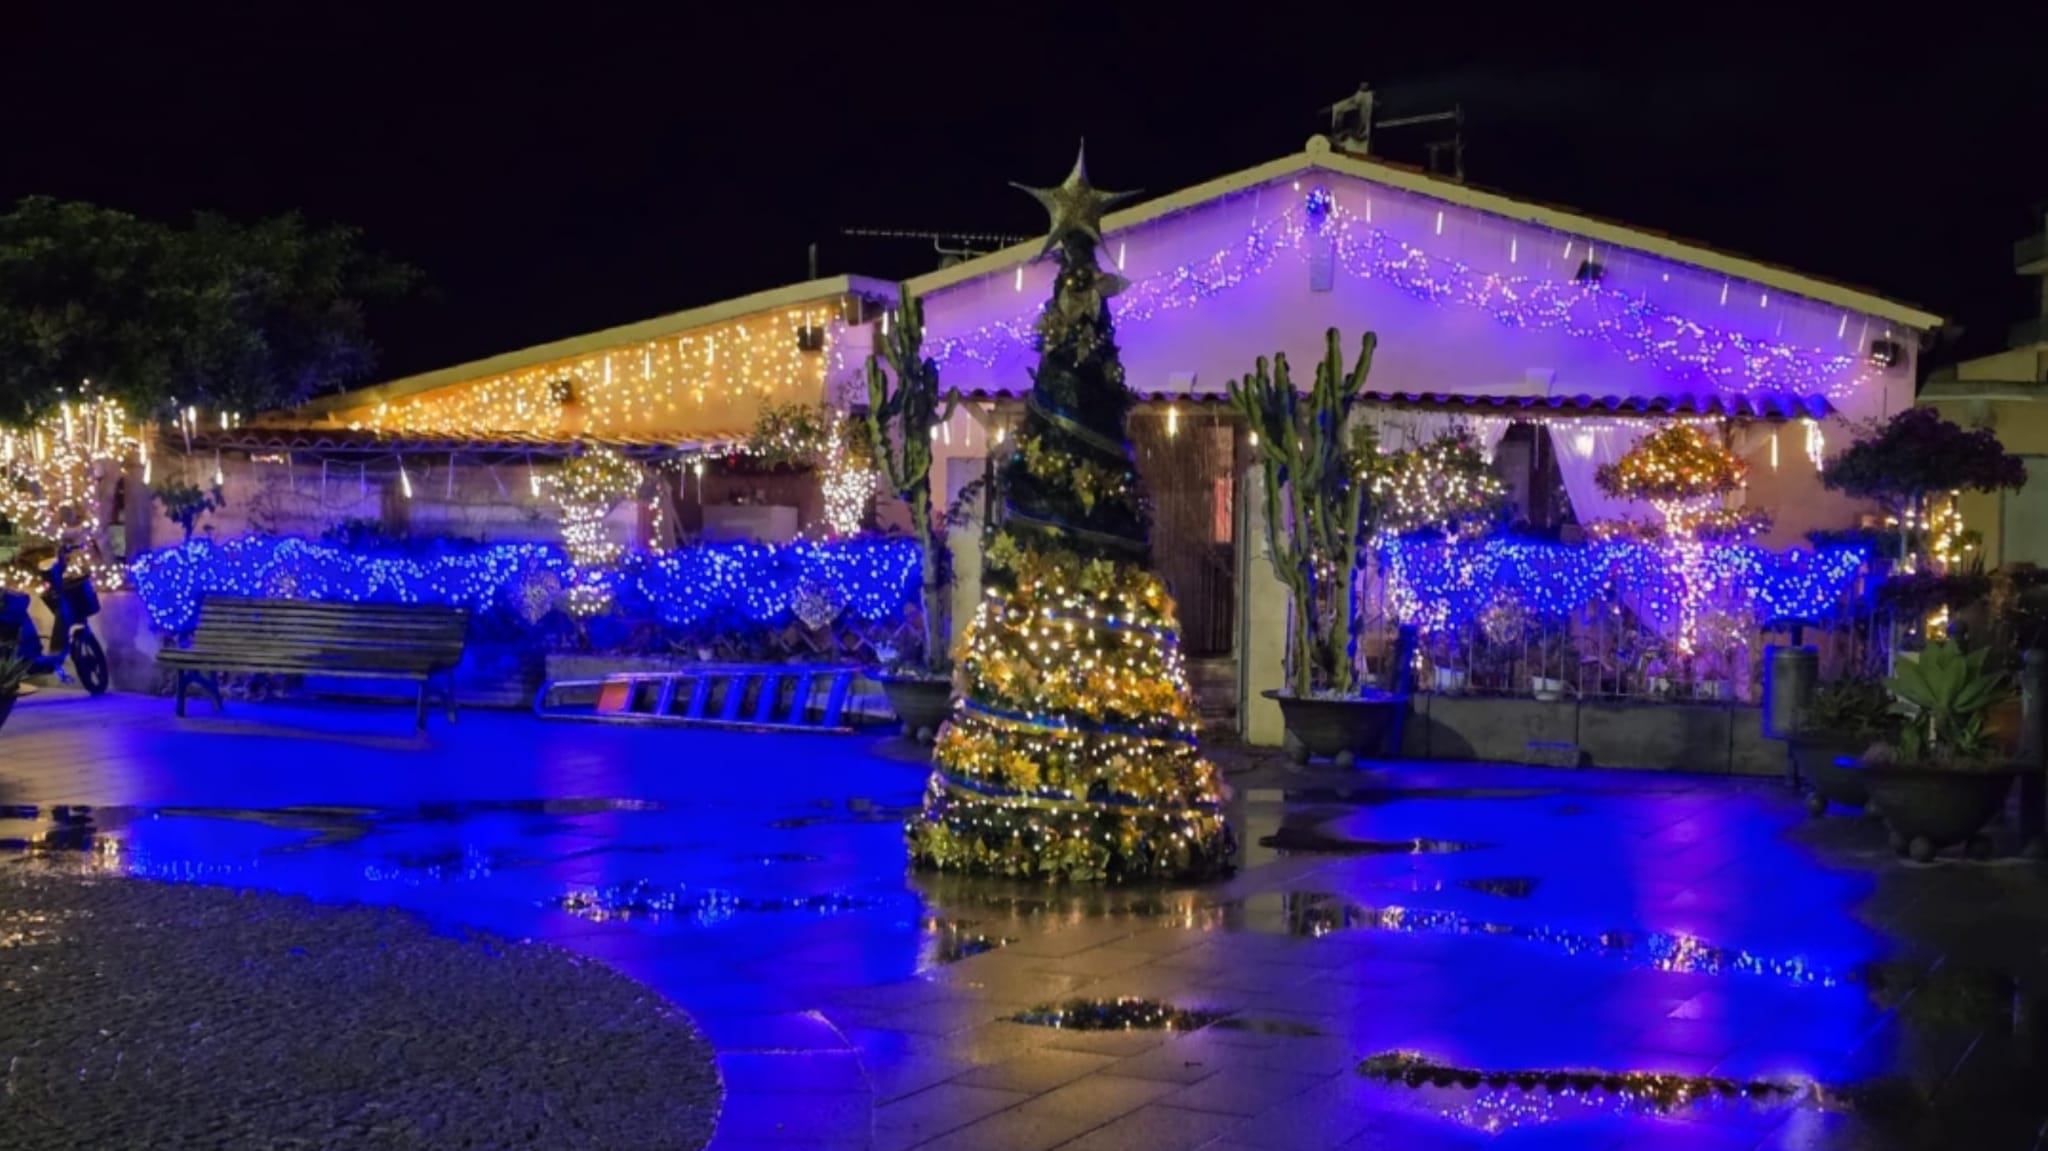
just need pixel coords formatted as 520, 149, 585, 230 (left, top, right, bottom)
906, 148, 1234, 882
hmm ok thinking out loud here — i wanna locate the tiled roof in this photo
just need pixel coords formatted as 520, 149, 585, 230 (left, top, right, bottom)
952, 388, 1831, 421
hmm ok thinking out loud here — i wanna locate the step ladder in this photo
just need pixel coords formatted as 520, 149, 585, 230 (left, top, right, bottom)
533, 665, 879, 733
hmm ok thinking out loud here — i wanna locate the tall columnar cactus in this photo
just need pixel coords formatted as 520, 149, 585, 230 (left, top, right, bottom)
1227, 328, 1380, 698
866, 284, 958, 674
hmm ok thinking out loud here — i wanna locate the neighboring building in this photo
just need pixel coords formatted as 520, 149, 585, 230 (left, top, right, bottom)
1920, 205, 2048, 568
136, 277, 893, 554
839, 134, 1940, 741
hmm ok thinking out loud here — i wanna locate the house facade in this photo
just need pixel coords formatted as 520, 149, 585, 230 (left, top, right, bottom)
837, 136, 1940, 742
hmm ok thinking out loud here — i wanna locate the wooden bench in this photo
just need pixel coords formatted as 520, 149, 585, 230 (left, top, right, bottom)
160, 596, 470, 730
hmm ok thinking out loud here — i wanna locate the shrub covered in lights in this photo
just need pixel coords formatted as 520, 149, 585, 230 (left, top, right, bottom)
1373, 430, 1508, 540
907, 152, 1233, 883
129, 534, 923, 655
543, 444, 643, 615
1594, 424, 1750, 654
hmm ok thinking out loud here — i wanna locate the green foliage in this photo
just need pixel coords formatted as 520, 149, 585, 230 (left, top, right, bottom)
1227, 328, 1380, 697
1884, 642, 2009, 766
152, 479, 225, 542
1803, 676, 1900, 746
0, 196, 415, 428
743, 401, 832, 470
864, 284, 958, 674
1822, 408, 2027, 507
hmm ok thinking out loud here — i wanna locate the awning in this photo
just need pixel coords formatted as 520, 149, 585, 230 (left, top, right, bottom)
948, 388, 1831, 422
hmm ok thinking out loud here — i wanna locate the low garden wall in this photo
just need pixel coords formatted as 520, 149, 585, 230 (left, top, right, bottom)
1400, 692, 1785, 776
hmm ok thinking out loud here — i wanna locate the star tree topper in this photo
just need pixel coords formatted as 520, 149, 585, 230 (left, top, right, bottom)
1012, 142, 1140, 260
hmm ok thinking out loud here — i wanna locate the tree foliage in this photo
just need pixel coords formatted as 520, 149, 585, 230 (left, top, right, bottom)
0, 196, 415, 429
1821, 408, 2027, 507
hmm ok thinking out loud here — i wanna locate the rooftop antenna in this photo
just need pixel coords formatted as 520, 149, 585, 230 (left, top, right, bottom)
1322, 83, 1466, 182
842, 227, 1036, 270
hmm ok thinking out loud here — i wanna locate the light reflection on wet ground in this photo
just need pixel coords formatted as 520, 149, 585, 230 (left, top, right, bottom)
2, 698, 2045, 1148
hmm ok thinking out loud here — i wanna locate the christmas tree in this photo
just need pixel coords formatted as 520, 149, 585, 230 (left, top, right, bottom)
906, 148, 1234, 882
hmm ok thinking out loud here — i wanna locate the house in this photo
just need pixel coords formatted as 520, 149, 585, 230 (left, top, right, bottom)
134, 276, 894, 554
1919, 206, 2048, 568
830, 134, 1941, 743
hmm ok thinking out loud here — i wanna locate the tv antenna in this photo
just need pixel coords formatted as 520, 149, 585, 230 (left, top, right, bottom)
841, 227, 1035, 269
1322, 83, 1466, 182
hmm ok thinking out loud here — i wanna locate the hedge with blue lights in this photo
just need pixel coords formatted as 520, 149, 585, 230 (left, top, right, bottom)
1376, 535, 1868, 633
129, 535, 924, 640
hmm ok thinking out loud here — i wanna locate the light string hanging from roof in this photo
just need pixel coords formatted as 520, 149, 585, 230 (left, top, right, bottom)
917, 186, 1870, 401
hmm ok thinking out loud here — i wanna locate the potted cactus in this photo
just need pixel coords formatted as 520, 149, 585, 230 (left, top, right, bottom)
864, 285, 960, 742
1858, 641, 2028, 859
1228, 328, 1401, 765
1793, 676, 1900, 815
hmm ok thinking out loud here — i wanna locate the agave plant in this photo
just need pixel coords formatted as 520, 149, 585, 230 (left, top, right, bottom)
0, 655, 29, 698
1883, 642, 2009, 766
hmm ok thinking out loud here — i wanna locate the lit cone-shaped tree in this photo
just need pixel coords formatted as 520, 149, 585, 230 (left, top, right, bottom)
906, 148, 1234, 882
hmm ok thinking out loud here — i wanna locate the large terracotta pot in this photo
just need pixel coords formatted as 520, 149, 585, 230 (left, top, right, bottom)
1858, 761, 2030, 861
875, 673, 954, 743
1789, 736, 1870, 815
1264, 690, 1402, 766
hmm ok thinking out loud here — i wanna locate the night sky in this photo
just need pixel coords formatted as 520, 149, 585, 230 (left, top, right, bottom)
8, 6, 2046, 384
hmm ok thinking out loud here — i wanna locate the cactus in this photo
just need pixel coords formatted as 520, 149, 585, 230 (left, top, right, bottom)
865, 284, 959, 674
1226, 328, 1380, 698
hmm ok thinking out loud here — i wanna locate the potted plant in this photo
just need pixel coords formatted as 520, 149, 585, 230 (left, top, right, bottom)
151, 479, 226, 543
1859, 641, 2027, 860
0, 655, 28, 732
1229, 329, 1400, 765
864, 285, 959, 742
1792, 675, 1899, 815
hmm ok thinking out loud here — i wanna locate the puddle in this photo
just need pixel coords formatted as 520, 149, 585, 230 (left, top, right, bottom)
1359, 1051, 1805, 1133
1230, 895, 1846, 986
741, 852, 826, 865
919, 917, 1014, 967
1278, 787, 1559, 806
555, 880, 891, 925
1213, 1017, 1326, 1037
920, 884, 1233, 932
770, 798, 922, 829
1458, 878, 1538, 898
1008, 998, 1228, 1031
1256, 815, 1486, 856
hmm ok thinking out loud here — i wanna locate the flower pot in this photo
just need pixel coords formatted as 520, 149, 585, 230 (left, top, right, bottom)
1648, 676, 1672, 698
875, 672, 954, 742
1530, 676, 1566, 702
1264, 690, 1402, 766
1693, 679, 1728, 702
1788, 737, 1869, 814
1859, 761, 2029, 860
1432, 668, 1467, 694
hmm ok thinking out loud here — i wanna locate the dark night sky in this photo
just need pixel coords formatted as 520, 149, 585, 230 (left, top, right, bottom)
8, 5, 2047, 384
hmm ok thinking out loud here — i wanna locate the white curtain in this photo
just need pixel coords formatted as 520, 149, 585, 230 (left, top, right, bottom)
1365, 411, 1514, 463
1548, 424, 1656, 527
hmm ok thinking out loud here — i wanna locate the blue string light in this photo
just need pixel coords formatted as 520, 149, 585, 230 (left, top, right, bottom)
925, 189, 1868, 401
1377, 536, 1866, 634
129, 535, 923, 636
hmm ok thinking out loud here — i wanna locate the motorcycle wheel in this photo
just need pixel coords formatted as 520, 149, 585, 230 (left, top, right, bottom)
70, 630, 110, 696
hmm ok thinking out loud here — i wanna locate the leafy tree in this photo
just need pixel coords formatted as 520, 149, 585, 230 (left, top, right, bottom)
0, 196, 415, 429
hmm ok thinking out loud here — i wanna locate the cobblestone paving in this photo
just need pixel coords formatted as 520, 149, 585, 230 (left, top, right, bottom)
0, 871, 720, 1151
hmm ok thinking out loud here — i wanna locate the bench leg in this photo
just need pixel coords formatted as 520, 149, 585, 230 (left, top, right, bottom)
208, 672, 225, 713
415, 680, 430, 732
175, 670, 189, 718
444, 670, 458, 724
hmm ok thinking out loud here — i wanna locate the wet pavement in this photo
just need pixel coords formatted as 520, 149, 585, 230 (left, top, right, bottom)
2, 691, 2046, 1150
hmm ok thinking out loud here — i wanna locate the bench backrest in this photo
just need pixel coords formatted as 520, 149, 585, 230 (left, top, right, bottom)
191, 596, 470, 668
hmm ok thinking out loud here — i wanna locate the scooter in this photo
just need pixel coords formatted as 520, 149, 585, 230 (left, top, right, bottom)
1, 542, 111, 695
